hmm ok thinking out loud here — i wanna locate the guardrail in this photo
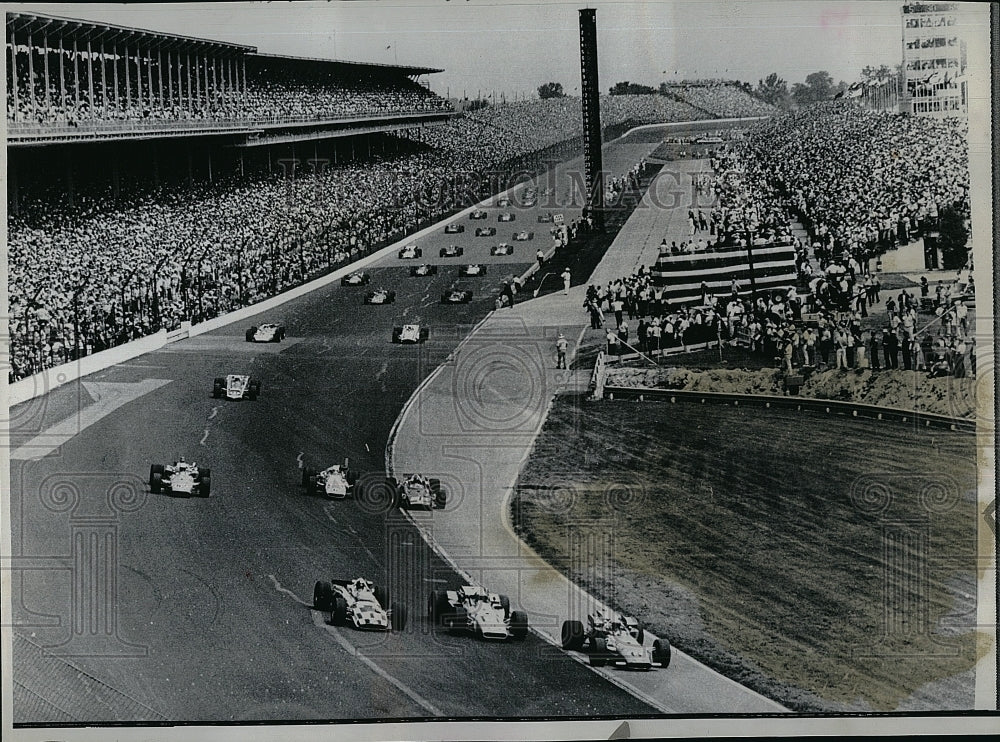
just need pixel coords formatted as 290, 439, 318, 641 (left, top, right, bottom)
601, 385, 976, 433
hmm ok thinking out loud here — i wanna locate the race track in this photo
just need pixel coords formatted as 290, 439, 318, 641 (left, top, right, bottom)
9, 137, 690, 722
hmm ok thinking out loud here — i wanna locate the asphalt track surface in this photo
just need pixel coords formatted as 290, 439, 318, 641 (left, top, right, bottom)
8, 137, 698, 723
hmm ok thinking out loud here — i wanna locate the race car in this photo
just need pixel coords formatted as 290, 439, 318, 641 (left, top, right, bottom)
313, 576, 407, 632
469, 209, 489, 220
213, 374, 261, 401
428, 584, 528, 641
497, 212, 516, 222
560, 609, 671, 670
521, 195, 537, 208
301, 459, 357, 499
392, 324, 430, 344
245, 323, 286, 343
341, 271, 371, 287
458, 264, 486, 277
512, 231, 535, 241
495, 196, 511, 207
410, 264, 438, 277
439, 245, 465, 258
537, 212, 554, 223
149, 458, 211, 497
444, 222, 465, 234
475, 227, 497, 237
441, 289, 473, 304
392, 473, 446, 509
398, 244, 422, 259
364, 288, 397, 305
490, 244, 514, 257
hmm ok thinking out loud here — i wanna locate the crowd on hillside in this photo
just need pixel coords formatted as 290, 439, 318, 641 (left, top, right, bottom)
591, 103, 973, 379
661, 83, 775, 118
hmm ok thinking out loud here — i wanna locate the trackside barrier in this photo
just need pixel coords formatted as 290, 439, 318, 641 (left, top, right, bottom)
601, 385, 976, 433
589, 351, 608, 400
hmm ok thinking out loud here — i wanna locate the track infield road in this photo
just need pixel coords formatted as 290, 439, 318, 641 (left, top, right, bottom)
7, 138, 695, 723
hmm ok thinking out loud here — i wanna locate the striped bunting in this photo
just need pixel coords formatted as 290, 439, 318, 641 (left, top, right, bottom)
650, 243, 797, 304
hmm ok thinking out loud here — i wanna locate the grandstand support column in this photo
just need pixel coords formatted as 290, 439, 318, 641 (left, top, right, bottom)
186, 53, 192, 111
203, 52, 210, 109
113, 44, 120, 113
26, 33, 35, 119
146, 48, 154, 111
9, 29, 19, 121
241, 55, 247, 101
125, 44, 131, 110
72, 39, 80, 108
57, 36, 65, 110
91, 41, 98, 117
42, 34, 50, 110
157, 49, 164, 108
212, 54, 218, 102
166, 50, 173, 107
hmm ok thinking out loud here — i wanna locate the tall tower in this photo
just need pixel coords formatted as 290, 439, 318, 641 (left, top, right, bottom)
579, 8, 605, 231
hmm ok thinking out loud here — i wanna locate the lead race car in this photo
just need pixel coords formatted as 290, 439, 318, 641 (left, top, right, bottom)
490, 243, 514, 256
398, 244, 422, 259
497, 212, 516, 222
428, 584, 528, 640
341, 271, 371, 286
409, 264, 438, 277
390, 473, 446, 509
495, 196, 511, 207
301, 459, 357, 499
149, 458, 211, 497
364, 288, 396, 304
313, 576, 407, 631
245, 323, 285, 343
392, 324, 430, 344
561, 609, 671, 670
512, 230, 535, 241
441, 288, 473, 304
444, 222, 465, 234
469, 209, 489, 220
475, 226, 497, 237
213, 374, 261, 400
458, 264, 486, 277
439, 245, 465, 258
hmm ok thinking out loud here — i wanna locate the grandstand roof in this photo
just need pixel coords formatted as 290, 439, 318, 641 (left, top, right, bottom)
248, 52, 443, 77
7, 11, 255, 53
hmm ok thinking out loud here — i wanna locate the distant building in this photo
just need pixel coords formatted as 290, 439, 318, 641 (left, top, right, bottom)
900, 2, 967, 118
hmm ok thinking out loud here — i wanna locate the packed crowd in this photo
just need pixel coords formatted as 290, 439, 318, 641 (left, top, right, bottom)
591, 103, 973, 379
661, 82, 775, 118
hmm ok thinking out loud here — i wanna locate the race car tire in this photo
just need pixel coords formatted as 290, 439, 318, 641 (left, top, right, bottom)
428, 591, 440, 622
314, 581, 333, 612
373, 585, 388, 607
419, 328, 430, 342
561, 620, 585, 651
499, 594, 511, 618
213, 378, 224, 399
415, 249, 422, 258
388, 292, 396, 304
273, 327, 284, 342
391, 327, 402, 343
653, 638, 672, 668
331, 594, 348, 626
590, 637, 608, 667
248, 381, 260, 401
150, 472, 163, 494
446, 606, 467, 635
149, 464, 165, 491
197, 470, 211, 497
509, 610, 528, 641
301, 467, 314, 488
245, 328, 256, 342
390, 603, 407, 631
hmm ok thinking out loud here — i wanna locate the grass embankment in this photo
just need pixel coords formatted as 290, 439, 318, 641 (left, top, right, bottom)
512, 396, 980, 711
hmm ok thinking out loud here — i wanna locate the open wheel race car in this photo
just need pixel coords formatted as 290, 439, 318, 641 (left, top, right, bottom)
470, 209, 489, 220
392, 324, 429, 344
458, 264, 486, 277
441, 289, 473, 304
490, 244, 514, 257
410, 264, 438, 277
149, 459, 211, 497
428, 584, 528, 640
444, 222, 466, 234
398, 245, 422, 259
497, 212, 516, 222
537, 212, 554, 223
341, 271, 371, 286
495, 196, 511, 208
364, 288, 396, 304
512, 231, 535, 241
213, 374, 261, 400
475, 226, 497, 237
391, 473, 446, 509
439, 245, 465, 258
301, 459, 357, 499
245, 323, 285, 343
561, 609, 671, 670
313, 577, 407, 632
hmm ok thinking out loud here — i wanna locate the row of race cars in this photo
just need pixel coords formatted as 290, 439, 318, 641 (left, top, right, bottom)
396, 239, 527, 260
435, 227, 536, 240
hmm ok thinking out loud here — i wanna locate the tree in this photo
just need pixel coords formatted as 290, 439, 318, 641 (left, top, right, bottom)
537, 82, 565, 99
790, 70, 836, 107
756, 73, 790, 107
609, 81, 656, 95
937, 205, 970, 270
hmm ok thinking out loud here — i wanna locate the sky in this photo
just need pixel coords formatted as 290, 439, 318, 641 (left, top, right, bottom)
8, 1, 985, 99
